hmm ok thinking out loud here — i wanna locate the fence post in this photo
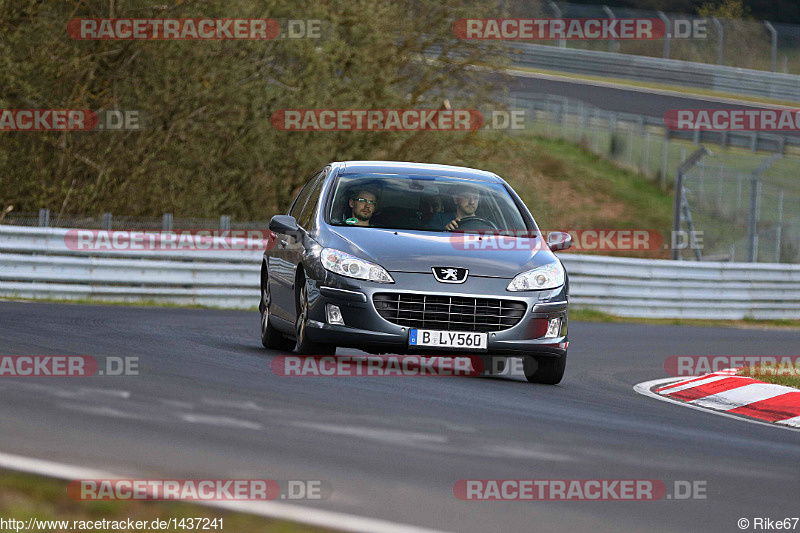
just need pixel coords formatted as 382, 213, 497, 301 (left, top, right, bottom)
102, 212, 113, 230
747, 154, 780, 262
38, 208, 50, 227
764, 21, 777, 72
673, 147, 709, 260
775, 190, 783, 263
162, 213, 173, 231
658, 11, 671, 59
602, 6, 617, 52
220, 215, 231, 230
548, 1, 565, 48
712, 17, 723, 65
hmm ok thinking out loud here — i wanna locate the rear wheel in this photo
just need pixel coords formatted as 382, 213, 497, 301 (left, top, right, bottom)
260, 269, 293, 350
295, 273, 336, 355
522, 353, 567, 384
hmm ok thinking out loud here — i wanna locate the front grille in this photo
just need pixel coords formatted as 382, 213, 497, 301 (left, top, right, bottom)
373, 293, 526, 332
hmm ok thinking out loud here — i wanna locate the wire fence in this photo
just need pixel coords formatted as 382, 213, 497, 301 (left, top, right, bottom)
507, 93, 800, 264
499, 0, 800, 74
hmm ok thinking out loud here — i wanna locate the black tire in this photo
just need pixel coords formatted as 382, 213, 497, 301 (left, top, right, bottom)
295, 272, 336, 355
260, 268, 293, 350
522, 353, 567, 384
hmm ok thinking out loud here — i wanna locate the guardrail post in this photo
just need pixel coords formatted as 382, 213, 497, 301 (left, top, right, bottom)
712, 17, 723, 65
658, 11, 671, 59
764, 21, 777, 72
220, 215, 231, 230
747, 154, 780, 262
102, 212, 113, 230
162, 213, 173, 231
672, 147, 709, 260
38, 208, 50, 228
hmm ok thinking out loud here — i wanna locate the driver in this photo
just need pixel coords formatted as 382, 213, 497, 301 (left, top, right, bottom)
428, 185, 481, 230
346, 189, 379, 227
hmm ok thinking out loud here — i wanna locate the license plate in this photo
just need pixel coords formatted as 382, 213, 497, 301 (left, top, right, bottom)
409, 329, 487, 350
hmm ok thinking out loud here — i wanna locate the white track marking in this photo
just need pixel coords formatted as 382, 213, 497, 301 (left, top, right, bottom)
0, 451, 453, 533
291, 422, 447, 444
634, 378, 800, 433
180, 414, 263, 430
656, 374, 732, 394
778, 416, 800, 428
690, 383, 798, 411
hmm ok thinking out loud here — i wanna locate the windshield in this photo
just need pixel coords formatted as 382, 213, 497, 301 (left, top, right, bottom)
327, 173, 531, 233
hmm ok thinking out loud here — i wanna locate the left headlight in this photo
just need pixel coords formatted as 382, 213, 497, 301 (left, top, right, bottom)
506, 262, 565, 291
321, 248, 394, 283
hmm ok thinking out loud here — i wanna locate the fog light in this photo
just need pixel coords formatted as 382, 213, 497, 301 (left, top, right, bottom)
545, 318, 561, 338
326, 304, 344, 325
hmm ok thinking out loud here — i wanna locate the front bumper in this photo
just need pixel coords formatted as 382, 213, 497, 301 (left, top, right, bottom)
302, 271, 568, 357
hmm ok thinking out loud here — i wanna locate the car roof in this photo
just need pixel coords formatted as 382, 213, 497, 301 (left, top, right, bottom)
332, 161, 502, 183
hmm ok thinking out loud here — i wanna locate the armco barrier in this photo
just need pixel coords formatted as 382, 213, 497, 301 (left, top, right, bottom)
1, 226, 799, 318
508, 43, 800, 102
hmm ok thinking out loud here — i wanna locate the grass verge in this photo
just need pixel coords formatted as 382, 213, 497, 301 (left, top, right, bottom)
570, 308, 800, 330
0, 469, 334, 533
736, 366, 800, 389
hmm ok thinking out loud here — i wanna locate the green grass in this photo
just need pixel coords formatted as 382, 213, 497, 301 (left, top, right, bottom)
0, 469, 334, 533
736, 365, 800, 389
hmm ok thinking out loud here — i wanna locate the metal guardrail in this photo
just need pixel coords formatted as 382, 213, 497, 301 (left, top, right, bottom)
2, 226, 799, 319
508, 43, 800, 102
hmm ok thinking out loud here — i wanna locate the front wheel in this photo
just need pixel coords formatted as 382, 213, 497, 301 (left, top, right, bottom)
295, 275, 336, 356
522, 353, 566, 384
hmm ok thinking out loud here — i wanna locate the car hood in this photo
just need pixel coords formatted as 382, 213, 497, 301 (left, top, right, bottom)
325, 227, 553, 278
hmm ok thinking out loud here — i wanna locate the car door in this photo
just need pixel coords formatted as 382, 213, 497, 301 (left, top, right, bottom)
268, 171, 322, 321
268, 170, 326, 322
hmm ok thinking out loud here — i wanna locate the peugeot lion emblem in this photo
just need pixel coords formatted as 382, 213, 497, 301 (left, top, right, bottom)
432, 267, 468, 284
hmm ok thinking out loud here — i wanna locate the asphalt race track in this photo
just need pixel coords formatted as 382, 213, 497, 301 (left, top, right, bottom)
505, 71, 797, 119
1, 301, 798, 532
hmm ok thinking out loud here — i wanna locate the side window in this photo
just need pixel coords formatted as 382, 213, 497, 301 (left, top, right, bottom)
298, 172, 326, 230
288, 172, 320, 219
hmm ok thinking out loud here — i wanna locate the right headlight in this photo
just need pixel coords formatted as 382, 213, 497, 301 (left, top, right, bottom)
321, 248, 394, 283
506, 262, 565, 291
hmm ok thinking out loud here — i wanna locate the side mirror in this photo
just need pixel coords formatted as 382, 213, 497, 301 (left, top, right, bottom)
547, 231, 572, 252
269, 215, 298, 233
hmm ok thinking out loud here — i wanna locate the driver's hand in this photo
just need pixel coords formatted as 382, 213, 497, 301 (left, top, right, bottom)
445, 218, 460, 231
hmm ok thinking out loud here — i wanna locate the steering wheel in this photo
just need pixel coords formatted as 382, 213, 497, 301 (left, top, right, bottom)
451, 216, 498, 231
